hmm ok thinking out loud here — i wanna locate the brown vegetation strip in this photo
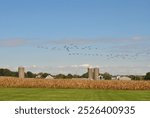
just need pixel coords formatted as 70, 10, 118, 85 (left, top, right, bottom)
0, 77, 150, 90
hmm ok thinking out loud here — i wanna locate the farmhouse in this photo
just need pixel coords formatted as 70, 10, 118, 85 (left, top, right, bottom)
45, 75, 54, 79
118, 76, 131, 80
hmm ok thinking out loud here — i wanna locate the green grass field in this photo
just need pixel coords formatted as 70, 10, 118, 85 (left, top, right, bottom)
0, 88, 150, 101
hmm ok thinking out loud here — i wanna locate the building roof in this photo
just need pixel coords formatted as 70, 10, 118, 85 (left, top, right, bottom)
119, 76, 131, 80
45, 75, 54, 79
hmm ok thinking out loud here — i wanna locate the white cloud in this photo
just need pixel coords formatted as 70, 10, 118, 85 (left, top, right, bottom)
47, 36, 149, 45
79, 64, 91, 68
71, 65, 78, 68
71, 64, 89, 68
57, 66, 65, 69
48, 38, 100, 45
0, 39, 27, 47
131, 36, 143, 41
101, 65, 150, 75
0, 36, 149, 47
57, 64, 92, 69
147, 65, 150, 67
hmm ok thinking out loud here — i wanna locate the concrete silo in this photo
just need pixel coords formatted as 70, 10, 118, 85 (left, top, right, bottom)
88, 68, 94, 79
94, 68, 99, 80
18, 67, 25, 78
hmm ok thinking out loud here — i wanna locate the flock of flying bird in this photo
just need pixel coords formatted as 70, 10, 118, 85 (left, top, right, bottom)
37, 43, 150, 61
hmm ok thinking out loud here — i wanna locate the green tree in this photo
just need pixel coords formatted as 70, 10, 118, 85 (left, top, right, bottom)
0, 69, 5, 76
11, 72, 18, 77
55, 74, 66, 79
67, 74, 73, 79
144, 72, 150, 80
129, 75, 144, 80
26, 71, 36, 78
41, 73, 49, 78
0, 68, 11, 76
73, 74, 80, 78
81, 72, 88, 78
102, 72, 112, 80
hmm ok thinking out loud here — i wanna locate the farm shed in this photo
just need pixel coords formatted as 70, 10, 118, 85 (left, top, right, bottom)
45, 75, 54, 79
118, 76, 131, 80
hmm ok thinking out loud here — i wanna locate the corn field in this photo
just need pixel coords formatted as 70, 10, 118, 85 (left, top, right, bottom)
0, 77, 150, 90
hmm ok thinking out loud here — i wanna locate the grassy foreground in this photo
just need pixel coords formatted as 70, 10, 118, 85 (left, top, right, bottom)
0, 88, 150, 101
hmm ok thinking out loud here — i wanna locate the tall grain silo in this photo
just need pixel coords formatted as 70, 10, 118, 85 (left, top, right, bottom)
88, 68, 94, 79
94, 68, 99, 80
18, 67, 25, 78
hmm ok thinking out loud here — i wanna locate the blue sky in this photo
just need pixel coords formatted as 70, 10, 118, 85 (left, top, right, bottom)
0, 0, 150, 75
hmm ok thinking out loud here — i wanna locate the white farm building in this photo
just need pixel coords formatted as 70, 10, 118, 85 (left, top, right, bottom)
45, 75, 54, 79
118, 76, 131, 80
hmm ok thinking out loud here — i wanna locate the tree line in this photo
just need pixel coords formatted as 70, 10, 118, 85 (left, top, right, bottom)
0, 68, 83, 78
0, 68, 150, 80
